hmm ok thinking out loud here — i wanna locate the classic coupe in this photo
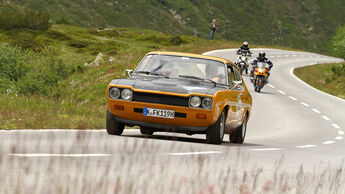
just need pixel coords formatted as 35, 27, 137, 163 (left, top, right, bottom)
106, 51, 252, 144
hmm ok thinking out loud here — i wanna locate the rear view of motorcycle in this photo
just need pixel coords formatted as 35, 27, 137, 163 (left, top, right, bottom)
253, 62, 270, 92
235, 50, 251, 75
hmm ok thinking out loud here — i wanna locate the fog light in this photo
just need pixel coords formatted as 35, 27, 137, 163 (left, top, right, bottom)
114, 104, 124, 110
196, 113, 206, 119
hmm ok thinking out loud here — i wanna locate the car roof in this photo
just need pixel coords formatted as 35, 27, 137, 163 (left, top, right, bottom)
147, 51, 234, 65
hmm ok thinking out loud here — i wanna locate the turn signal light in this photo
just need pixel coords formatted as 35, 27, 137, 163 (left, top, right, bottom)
114, 105, 124, 110
196, 113, 207, 119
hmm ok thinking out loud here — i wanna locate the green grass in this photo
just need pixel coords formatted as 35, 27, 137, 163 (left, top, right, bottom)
294, 63, 345, 99
0, 24, 244, 129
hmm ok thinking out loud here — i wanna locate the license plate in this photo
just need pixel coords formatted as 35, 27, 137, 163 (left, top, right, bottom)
143, 108, 175, 119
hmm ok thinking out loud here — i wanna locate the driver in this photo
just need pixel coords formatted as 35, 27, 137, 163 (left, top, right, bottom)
205, 65, 225, 84
250, 51, 273, 82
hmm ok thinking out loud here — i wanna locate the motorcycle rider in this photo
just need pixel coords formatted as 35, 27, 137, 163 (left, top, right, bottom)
250, 51, 273, 82
237, 41, 251, 54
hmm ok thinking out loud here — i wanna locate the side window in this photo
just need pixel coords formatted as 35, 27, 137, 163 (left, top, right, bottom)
227, 66, 235, 88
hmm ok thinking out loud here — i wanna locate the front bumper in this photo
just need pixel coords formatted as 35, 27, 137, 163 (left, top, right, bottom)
108, 100, 219, 129
115, 117, 208, 133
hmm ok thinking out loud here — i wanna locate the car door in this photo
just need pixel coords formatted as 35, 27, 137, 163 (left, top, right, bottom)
226, 65, 242, 128
232, 67, 245, 124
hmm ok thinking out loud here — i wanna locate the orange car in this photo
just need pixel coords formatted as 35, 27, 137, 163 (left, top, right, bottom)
106, 51, 252, 144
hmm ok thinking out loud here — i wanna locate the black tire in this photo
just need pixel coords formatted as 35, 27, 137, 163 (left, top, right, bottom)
140, 127, 154, 136
106, 109, 124, 135
257, 77, 263, 93
206, 110, 225, 144
239, 65, 244, 75
230, 113, 248, 144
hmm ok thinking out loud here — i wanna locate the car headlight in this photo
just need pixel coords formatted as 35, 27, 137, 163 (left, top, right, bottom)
190, 96, 201, 107
121, 88, 133, 100
109, 87, 120, 99
202, 97, 213, 109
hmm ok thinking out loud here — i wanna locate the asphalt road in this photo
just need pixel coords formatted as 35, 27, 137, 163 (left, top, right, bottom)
1, 49, 344, 193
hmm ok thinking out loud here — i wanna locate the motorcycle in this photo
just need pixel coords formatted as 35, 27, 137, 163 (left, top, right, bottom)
235, 50, 251, 75
253, 62, 270, 93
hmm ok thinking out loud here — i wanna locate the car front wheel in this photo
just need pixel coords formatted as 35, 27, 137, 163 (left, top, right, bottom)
206, 110, 225, 144
106, 110, 124, 135
140, 127, 154, 136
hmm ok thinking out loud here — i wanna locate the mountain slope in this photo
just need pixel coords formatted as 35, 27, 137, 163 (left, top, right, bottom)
1, 0, 345, 54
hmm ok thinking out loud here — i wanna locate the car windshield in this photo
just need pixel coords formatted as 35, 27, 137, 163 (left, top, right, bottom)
134, 54, 227, 84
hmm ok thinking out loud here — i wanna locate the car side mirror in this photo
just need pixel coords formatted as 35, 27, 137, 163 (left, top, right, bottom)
126, 69, 133, 77
232, 80, 242, 89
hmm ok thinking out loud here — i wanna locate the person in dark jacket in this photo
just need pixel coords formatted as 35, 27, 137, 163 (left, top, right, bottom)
237, 41, 252, 54
209, 19, 216, 40
250, 51, 273, 82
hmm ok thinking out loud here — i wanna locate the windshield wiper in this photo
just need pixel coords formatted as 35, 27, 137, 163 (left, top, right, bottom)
135, 71, 169, 78
179, 75, 217, 85
178, 75, 204, 80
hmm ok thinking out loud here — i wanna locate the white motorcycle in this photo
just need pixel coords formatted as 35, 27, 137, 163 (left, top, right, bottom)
235, 50, 251, 75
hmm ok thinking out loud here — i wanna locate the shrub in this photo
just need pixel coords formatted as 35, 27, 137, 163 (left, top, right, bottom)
333, 24, 345, 59
10, 31, 44, 51
169, 35, 186, 45
0, 45, 28, 82
0, 9, 51, 31
68, 40, 90, 48
46, 30, 71, 41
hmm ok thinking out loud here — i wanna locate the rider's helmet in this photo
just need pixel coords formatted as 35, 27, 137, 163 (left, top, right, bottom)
243, 41, 248, 48
259, 51, 265, 59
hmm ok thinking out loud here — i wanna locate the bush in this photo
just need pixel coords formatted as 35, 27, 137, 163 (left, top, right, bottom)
169, 35, 186, 46
0, 9, 51, 31
333, 24, 345, 59
68, 40, 90, 48
46, 30, 71, 41
10, 31, 44, 51
0, 45, 28, 82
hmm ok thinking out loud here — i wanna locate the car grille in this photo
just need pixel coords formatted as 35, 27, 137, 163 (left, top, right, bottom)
132, 92, 189, 107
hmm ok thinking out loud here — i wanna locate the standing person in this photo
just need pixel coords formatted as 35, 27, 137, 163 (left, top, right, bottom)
209, 19, 216, 40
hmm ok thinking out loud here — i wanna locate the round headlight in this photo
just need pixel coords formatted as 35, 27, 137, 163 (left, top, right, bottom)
190, 96, 201, 108
202, 97, 213, 109
109, 87, 120, 99
121, 88, 133, 100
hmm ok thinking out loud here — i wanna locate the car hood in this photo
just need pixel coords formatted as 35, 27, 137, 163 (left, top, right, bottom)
110, 77, 225, 95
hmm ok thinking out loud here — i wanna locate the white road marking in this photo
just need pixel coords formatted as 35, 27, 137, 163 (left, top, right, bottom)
296, 145, 316, 148
321, 115, 331, 121
300, 102, 310, 107
335, 136, 344, 140
331, 124, 340, 129
278, 90, 286, 95
288, 96, 297, 101
9, 153, 112, 157
270, 56, 275, 58
292, 55, 297, 57
284, 55, 289, 57
167, 151, 222, 156
277, 55, 282, 58
338, 131, 344, 135
312, 108, 321, 114
251, 148, 281, 151
267, 84, 275, 88
322, 141, 335, 145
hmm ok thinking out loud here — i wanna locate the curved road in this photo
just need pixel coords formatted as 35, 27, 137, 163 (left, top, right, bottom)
1, 49, 344, 193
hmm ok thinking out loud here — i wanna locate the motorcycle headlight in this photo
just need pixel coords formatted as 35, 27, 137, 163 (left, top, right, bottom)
121, 88, 133, 100
202, 97, 213, 109
241, 56, 246, 61
109, 87, 120, 99
190, 96, 201, 108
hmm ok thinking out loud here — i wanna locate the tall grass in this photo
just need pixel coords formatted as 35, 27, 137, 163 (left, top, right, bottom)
0, 131, 345, 193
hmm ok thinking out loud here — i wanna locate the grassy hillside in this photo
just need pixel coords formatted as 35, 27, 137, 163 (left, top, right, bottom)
1, 0, 345, 55
0, 24, 248, 129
